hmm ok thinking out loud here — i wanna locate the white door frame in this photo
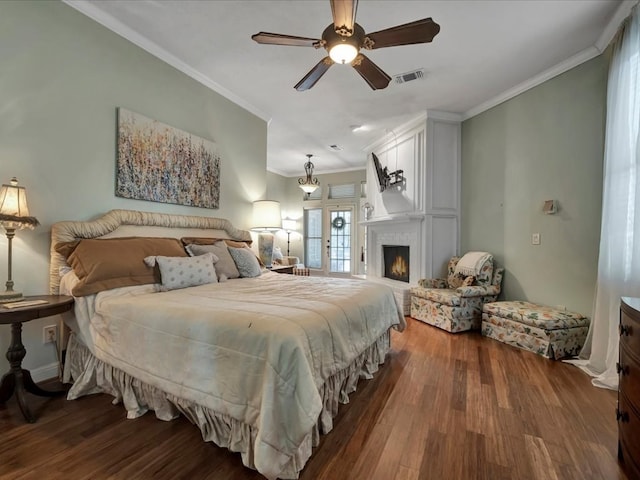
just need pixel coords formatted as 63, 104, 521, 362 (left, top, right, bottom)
325, 203, 355, 277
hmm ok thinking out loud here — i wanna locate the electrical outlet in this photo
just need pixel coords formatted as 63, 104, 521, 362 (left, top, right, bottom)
532, 233, 541, 245
43, 325, 57, 344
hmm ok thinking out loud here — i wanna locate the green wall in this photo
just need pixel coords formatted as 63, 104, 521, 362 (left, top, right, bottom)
461, 55, 607, 316
0, 1, 267, 377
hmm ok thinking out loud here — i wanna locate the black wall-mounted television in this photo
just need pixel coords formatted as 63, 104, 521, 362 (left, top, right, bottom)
371, 153, 389, 193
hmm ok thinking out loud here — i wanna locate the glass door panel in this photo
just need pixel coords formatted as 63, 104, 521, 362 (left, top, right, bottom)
328, 208, 352, 275
304, 208, 322, 269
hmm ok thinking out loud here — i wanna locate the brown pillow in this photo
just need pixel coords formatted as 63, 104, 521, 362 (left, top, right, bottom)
224, 239, 253, 248
181, 237, 219, 246
55, 237, 187, 296
181, 237, 253, 247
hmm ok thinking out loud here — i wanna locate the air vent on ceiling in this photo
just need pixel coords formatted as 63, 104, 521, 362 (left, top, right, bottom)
329, 144, 343, 151
394, 69, 426, 85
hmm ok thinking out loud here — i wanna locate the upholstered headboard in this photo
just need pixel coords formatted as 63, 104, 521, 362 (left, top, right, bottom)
49, 209, 252, 294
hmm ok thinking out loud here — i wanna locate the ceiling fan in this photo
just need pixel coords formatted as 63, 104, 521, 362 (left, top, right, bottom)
251, 0, 440, 91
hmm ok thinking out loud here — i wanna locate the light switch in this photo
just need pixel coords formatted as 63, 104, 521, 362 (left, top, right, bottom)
532, 233, 540, 245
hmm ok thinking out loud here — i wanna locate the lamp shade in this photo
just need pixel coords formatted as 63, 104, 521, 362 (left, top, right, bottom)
251, 200, 282, 231
299, 183, 319, 194
282, 219, 297, 232
0, 177, 38, 230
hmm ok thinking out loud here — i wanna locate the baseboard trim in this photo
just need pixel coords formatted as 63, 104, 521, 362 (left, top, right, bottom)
31, 361, 61, 383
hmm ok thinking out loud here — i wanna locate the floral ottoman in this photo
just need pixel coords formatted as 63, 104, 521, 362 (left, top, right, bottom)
481, 301, 589, 359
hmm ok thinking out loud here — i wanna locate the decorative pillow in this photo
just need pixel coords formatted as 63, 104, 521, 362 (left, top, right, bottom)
185, 241, 240, 280
226, 241, 265, 267
182, 237, 264, 267
228, 247, 262, 278
144, 253, 217, 291
54, 237, 187, 296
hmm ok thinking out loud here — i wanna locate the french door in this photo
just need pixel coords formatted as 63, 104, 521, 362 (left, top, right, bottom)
304, 205, 355, 275
326, 206, 353, 276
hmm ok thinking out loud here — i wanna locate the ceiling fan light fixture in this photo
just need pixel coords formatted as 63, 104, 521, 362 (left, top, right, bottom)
252, 2, 440, 91
329, 42, 358, 64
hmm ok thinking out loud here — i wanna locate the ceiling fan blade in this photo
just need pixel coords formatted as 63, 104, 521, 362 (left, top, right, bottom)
330, 0, 358, 36
252, 32, 321, 47
295, 57, 334, 91
365, 18, 440, 49
352, 53, 391, 90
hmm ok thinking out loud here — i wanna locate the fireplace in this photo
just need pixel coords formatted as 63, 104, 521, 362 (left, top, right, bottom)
383, 245, 409, 283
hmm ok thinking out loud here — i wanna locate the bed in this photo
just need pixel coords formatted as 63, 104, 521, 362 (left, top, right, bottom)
49, 209, 405, 480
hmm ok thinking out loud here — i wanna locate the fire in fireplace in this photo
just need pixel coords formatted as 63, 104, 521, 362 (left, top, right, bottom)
383, 245, 409, 283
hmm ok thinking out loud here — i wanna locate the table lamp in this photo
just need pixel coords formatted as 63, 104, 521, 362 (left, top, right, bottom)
251, 200, 281, 268
0, 178, 39, 303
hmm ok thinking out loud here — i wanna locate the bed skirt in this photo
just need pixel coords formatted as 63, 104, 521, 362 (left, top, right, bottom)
63, 330, 391, 480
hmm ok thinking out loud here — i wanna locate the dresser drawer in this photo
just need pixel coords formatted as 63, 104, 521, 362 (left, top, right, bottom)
620, 307, 640, 354
618, 392, 640, 479
620, 343, 640, 414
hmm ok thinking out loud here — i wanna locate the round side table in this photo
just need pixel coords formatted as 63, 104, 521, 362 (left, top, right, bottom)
0, 295, 74, 423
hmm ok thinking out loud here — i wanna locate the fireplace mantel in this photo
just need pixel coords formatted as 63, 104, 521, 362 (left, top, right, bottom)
361, 111, 461, 292
359, 213, 425, 226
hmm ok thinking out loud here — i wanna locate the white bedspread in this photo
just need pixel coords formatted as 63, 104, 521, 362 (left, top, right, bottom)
68, 272, 404, 479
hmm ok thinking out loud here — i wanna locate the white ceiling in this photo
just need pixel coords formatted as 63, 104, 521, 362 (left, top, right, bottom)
66, 0, 630, 177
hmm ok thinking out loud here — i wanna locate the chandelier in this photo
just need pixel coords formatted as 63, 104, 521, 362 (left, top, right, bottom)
298, 154, 320, 194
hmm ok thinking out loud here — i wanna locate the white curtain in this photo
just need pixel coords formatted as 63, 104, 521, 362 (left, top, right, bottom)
568, 5, 640, 390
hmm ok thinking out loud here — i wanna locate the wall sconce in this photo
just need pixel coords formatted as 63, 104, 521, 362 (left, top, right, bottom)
298, 154, 320, 195
0, 178, 39, 302
543, 200, 557, 215
251, 200, 282, 268
281, 219, 297, 256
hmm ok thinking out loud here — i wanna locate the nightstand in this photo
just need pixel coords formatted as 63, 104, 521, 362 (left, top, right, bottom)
0, 295, 74, 423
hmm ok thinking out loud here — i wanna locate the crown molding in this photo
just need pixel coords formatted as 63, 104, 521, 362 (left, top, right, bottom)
463, 0, 636, 121
595, 0, 637, 52
63, 0, 270, 123
426, 110, 463, 123
64, 0, 636, 155
267, 165, 365, 177
462, 46, 599, 120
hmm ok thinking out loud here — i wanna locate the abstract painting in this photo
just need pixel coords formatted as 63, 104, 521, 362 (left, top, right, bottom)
116, 108, 220, 209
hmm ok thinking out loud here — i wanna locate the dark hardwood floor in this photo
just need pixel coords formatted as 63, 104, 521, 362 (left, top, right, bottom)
0, 317, 627, 479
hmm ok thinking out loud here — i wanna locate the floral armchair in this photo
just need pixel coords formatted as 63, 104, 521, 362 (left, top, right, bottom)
410, 253, 504, 333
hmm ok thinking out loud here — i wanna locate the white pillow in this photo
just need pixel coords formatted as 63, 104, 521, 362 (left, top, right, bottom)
144, 253, 218, 291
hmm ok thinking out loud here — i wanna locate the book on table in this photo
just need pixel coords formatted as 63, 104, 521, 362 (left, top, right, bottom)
1, 299, 49, 309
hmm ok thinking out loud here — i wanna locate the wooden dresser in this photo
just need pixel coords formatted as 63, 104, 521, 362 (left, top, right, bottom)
619, 297, 640, 479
